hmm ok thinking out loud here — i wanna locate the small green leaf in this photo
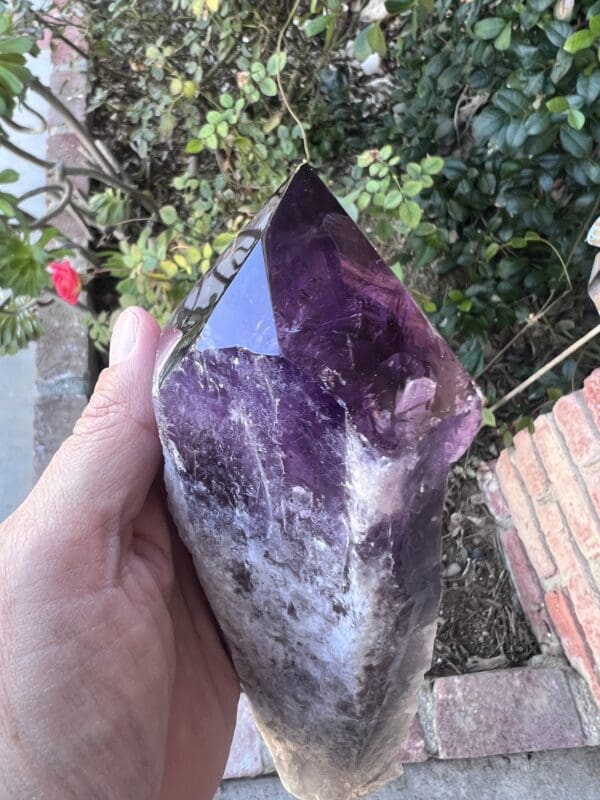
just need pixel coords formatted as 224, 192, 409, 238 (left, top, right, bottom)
353, 27, 372, 62
213, 231, 236, 253
170, 77, 183, 95
546, 95, 569, 113
473, 17, 506, 40
0, 36, 34, 55
590, 15, 600, 35
564, 28, 595, 53
385, 0, 416, 12
219, 93, 234, 108
421, 155, 444, 175
383, 190, 403, 209
484, 242, 500, 260
159, 205, 178, 225
250, 62, 267, 81
366, 22, 387, 56
560, 125, 593, 156
399, 200, 422, 229
186, 138, 203, 153
303, 15, 329, 37
567, 108, 585, 129
0, 169, 18, 183
482, 408, 496, 427
379, 144, 393, 161
260, 77, 278, 96
267, 52, 287, 76
402, 180, 423, 197
494, 23, 512, 51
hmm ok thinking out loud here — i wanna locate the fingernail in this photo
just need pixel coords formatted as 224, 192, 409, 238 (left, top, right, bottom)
154, 327, 183, 383
109, 308, 140, 366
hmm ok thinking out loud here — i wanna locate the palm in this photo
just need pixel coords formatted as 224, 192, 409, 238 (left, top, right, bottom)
131, 485, 239, 800
160, 529, 240, 800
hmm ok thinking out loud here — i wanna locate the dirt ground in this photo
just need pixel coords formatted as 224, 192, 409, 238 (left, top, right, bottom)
428, 457, 538, 678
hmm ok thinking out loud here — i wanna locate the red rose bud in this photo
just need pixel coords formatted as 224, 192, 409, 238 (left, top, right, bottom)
48, 260, 81, 305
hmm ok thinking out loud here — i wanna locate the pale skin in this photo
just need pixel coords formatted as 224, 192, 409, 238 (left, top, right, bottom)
0, 307, 239, 800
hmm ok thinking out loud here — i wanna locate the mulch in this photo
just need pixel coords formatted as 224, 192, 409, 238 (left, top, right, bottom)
428, 457, 539, 678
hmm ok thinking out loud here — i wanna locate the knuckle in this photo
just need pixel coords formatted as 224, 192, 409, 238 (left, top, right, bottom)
73, 368, 127, 441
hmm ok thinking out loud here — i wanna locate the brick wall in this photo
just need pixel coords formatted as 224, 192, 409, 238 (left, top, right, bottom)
34, 2, 92, 477
494, 369, 600, 707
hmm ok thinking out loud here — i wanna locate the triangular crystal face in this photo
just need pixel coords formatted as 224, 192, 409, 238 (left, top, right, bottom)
154, 165, 481, 800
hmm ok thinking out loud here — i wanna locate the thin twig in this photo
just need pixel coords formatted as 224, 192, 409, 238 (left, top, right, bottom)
491, 323, 600, 412
275, 0, 311, 164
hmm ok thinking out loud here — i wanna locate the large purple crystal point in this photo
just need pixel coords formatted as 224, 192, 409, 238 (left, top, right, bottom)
153, 166, 481, 800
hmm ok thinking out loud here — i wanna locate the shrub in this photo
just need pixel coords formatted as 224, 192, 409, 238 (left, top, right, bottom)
2, 0, 598, 415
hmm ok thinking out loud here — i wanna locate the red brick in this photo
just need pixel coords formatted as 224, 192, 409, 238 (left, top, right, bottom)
501, 528, 560, 652
398, 715, 428, 763
433, 667, 585, 759
534, 415, 600, 561
533, 497, 600, 657
496, 450, 557, 580
584, 369, 600, 431
554, 393, 600, 469
545, 589, 600, 706
513, 429, 551, 500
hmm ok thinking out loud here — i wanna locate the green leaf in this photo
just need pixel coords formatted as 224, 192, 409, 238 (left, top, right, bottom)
473, 17, 506, 40
185, 138, 203, 153
564, 28, 595, 53
385, 0, 416, 12
421, 155, 444, 175
260, 77, 278, 96
546, 95, 569, 113
577, 70, 600, 103
267, 52, 287, 76
493, 88, 529, 116
159, 205, 178, 225
219, 93, 234, 108
551, 48, 573, 84
590, 15, 600, 35
525, 111, 551, 135
0, 169, 18, 183
482, 408, 496, 427
383, 190, 403, 209
494, 23, 512, 51
402, 180, 423, 196
250, 62, 266, 81
472, 107, 505, 142
303, 15, 329, 37
0, 36, 34, 55
0, 15, 10, 36
484, 242, 500, 260
567, 108, 585, 129
399, 200, 422, 229
353, 27, 372, 62
379, 144, 393, 161
213, 231, 236, 253
0, 63, 24, 95
366, 23, 387, 56
560, 125, 593, 156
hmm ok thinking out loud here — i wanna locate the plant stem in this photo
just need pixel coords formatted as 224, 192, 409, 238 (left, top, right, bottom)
275, 0, 311, 164
491, 323, 600, 412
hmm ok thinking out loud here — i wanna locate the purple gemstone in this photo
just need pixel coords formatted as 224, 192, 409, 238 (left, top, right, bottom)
153, 165, 481, 800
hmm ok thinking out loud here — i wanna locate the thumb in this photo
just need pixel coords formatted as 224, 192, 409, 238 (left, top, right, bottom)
31, 307, 162, 542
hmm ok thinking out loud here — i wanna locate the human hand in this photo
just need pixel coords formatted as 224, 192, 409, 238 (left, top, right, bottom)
0, 307, 239, 800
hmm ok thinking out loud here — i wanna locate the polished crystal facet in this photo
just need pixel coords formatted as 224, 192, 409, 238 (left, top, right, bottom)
153, 165, 481, 800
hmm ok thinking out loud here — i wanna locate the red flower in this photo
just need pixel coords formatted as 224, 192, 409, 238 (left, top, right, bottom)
47, 260, 81, 305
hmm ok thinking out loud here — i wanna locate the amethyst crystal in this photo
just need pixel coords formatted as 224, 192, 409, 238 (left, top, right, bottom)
153, 165, 481, 800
